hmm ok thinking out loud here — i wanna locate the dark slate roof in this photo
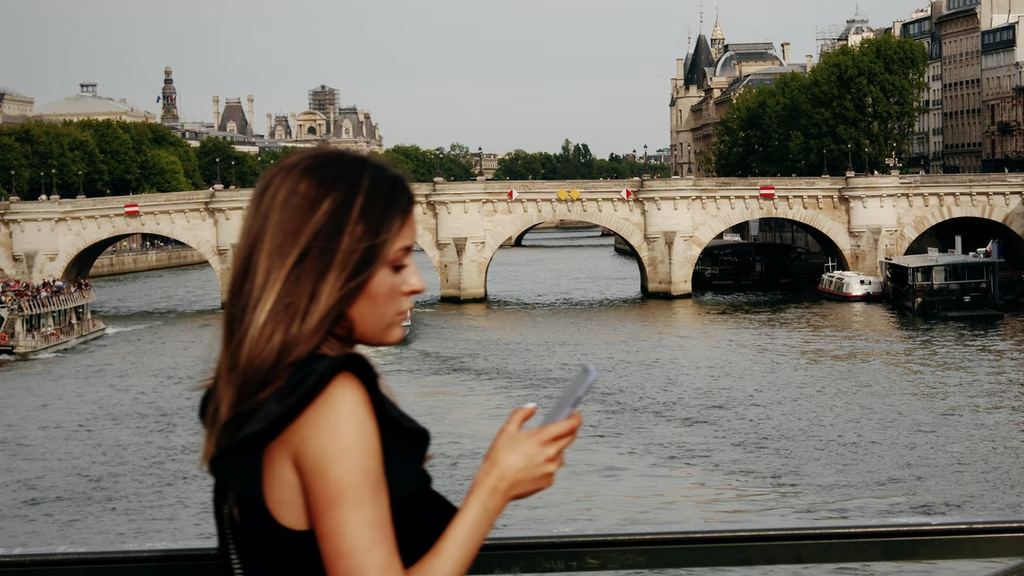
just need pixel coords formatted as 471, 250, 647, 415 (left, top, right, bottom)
685, 34, 714, 87
715, 46, 782, 77
333, 107, 379, 141
218, 100, 252, 136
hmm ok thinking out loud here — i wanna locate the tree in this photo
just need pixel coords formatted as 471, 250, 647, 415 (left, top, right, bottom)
195, 138, 239, 187
714, 34, 927, 177
140, 148, 190, 192
381, 145, 436, 182
494, 149, 546, 180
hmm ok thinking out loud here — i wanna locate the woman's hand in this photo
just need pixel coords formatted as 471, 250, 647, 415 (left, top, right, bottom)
475, 404, 582, 503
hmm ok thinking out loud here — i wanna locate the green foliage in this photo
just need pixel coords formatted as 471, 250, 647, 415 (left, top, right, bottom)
714, 34, 928, 177
493, 140, 670, 180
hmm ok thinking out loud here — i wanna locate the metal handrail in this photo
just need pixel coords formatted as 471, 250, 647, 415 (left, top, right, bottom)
0, 520, 1021, 575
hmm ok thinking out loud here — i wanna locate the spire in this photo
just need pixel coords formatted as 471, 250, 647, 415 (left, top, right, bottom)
710, 2, 725, 60
699, 0, 704, 33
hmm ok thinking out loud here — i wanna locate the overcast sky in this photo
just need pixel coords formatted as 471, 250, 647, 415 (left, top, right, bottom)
2, 0, 928, 157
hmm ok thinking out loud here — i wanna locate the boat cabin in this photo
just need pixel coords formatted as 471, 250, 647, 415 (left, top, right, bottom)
879, 248, 1003, 319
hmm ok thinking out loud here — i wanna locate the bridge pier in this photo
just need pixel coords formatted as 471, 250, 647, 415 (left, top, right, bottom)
437, 236, 488, 302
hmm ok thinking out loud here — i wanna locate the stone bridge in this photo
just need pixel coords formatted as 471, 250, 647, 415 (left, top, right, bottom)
1, 174, 1023, 302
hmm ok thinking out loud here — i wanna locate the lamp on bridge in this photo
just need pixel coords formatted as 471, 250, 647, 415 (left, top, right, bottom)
51, 168, 56, 198
846, 143, 853, 175
686, 143, 692, 176
230, 160, 236, 188
477, 146, 484, 179
215, 158, 221, 185
434, 147, 444, 183
39, 171, 44, 200
8, 170, 14, 199
77, 170, 84, 198
642, 144, 650, 179
823, 147, 828, 177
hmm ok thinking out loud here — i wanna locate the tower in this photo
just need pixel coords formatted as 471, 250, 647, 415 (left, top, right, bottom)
710, 14, 725, 60
160, 66, 180, 126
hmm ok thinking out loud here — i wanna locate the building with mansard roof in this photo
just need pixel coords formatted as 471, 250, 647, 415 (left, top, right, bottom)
266, 84, 383, 153
669, 16, 808, 177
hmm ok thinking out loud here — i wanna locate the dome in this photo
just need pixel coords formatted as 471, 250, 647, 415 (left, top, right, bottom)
34, 83, 153, 121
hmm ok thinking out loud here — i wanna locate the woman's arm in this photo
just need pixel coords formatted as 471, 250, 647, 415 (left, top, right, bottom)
273, 372, 581, 576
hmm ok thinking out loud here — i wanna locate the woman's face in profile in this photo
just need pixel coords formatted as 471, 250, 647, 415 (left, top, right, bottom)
347, 216, 423, 346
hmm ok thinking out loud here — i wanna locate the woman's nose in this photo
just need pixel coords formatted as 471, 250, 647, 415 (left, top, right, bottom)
406, 262, 425, 295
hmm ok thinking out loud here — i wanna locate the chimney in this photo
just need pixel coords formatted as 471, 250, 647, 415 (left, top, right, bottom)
781, 42, 791, 64
805, 54, 814, 72
246, 95, 255, 137
955, 235, 963, 255
212, 96, 220, 130
266, 113, 273, 139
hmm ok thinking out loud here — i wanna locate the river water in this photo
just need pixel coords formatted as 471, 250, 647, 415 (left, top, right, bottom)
2, 229, 1022, 575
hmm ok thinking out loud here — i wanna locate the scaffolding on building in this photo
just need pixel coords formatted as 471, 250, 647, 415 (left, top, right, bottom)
308, 84, 339, 116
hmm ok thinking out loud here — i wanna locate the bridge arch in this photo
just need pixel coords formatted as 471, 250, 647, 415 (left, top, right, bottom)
479, 210, 650, 298
681, 206, 853, 292
55, 225, 224, 301
895, 203, 1024, 259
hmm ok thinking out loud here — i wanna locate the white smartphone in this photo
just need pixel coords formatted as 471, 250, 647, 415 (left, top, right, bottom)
539, 365, 597, 426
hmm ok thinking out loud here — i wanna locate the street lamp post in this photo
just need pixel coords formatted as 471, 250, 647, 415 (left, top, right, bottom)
9, 170, 14, 198
477, 146, 484, 179
863, 146, 869, 174
231, 160, 236, 187
435, 147, 444, 180
846, 143, 853, 174
643, 144, 649, 178
215, 158, 221, 185
687, 143, 692, 176
823, 148, 828, 176
51, 168, 56, 197
39, 171, 44, 198
77, 170, 83, 197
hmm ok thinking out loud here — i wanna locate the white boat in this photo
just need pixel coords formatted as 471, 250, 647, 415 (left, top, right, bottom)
816, 260, 882, 301
0, 281, 106, 358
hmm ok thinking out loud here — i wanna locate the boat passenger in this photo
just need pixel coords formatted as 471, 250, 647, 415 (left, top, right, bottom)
199, 149, 582, 575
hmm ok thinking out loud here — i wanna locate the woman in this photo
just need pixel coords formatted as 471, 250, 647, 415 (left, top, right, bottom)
201, 149, 582, 575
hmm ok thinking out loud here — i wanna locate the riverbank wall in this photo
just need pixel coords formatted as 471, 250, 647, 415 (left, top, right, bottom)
89, 248, 206, 277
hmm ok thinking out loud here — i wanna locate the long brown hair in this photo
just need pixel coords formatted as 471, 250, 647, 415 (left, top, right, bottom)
202, 148, 414, 465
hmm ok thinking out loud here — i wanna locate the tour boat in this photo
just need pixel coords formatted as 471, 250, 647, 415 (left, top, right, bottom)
879, 239, 1004, 320
816, 260, 882, 301
0, 283, 106, 357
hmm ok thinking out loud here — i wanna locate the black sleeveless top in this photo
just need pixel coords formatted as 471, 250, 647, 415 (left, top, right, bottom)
206, 353, 457, 575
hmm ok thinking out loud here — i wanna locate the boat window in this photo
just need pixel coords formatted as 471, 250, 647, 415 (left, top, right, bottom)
932, 266, 946, 284
914, 268, 932, 283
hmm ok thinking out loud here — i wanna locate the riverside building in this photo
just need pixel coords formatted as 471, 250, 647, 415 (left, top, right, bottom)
668, 16, 809, 177
265, 84, 384, 153
0, 87, 34, 125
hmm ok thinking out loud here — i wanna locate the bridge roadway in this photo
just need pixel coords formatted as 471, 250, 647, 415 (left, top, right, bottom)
1, 174, 1023, 302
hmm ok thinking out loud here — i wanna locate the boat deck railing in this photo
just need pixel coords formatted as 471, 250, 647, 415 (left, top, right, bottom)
1, 520, 1022, 575
1, 289, 95, 316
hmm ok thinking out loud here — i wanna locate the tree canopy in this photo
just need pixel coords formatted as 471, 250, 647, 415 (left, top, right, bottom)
493, 139, 669, 180
713, 34, 928, 177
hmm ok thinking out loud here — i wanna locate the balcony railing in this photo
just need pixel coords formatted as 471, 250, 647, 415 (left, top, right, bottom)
0, 520, 1021, 575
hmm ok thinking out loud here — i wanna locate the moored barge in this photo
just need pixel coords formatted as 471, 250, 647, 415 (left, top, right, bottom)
879, 243, 1004, 320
